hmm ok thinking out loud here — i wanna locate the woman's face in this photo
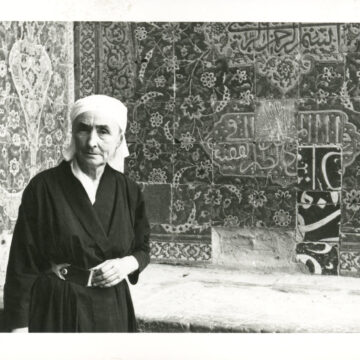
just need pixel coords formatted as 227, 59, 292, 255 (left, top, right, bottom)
73, 110, 123, 169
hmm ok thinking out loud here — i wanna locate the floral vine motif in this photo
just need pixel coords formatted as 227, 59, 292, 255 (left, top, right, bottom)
344, 190, 360, 212
273, 209, 292, 227
249, 190, 267, 208
148, 168, 167, 184
257, 55, 299, 95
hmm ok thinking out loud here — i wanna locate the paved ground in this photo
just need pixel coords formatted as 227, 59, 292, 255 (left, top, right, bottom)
131, 264, 360, 332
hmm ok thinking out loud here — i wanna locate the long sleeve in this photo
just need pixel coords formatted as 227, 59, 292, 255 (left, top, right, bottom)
4, 184, 42, 330
128, 184, 150, 285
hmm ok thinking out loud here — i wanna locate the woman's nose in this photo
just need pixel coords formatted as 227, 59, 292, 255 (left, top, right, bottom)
87, 129, 98, 148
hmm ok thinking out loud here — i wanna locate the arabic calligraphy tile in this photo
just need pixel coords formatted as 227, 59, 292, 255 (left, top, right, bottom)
341, 23, 360, 53
255, 99, 297, 142
340, 190, 360, 233
141, 184, 171, 225
212, 102, 256, 143
299, 24, 341, 60
127, 101, 174, 144
297, 109, 345, 145
295, 241, 339, 275
296, 201, 340, 243
297, 146, 341, 191
299, 56, 345, 101
213, 142, 256, 179
133, 22, 175, 101
169, 184, 211, 235
124, 142, 173, 184
173, 143, 212, 185
253, 141, 297, 180
252, 186, 296, 229
211, 184, 254, 227
204, 23, 257, 66
255, 54, 300, 99
254, 25, 300, 56
297, 191, 341, 205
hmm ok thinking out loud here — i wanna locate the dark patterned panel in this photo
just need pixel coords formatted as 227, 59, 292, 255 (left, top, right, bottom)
101, 22, 136, 103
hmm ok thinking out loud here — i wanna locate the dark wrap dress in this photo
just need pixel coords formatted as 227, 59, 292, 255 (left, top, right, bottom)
4, 160, 150, 332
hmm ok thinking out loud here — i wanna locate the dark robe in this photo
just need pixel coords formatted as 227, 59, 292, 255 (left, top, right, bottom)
3, 160, 150, 332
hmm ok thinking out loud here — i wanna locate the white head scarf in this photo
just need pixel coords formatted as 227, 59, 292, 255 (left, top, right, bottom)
63, 94, 129, 172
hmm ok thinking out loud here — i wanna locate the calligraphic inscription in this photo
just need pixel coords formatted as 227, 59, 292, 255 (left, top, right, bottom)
213, 141, 297, 186
256, 55, 299, 98
300, 24, 341, 60
150, 240, 211, 262
255, 99, 296, 141
297, 191, 341, 243
297, 111, 345, 145
296, 242, 339, 275
297, 146, 341, 190
339, 233, 360, 275
255, 25, 300, 56
212, 112, 255, 142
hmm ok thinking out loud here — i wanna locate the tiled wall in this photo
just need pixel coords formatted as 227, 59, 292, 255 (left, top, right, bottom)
0, 22, 74, 289
77, 22, 360, 276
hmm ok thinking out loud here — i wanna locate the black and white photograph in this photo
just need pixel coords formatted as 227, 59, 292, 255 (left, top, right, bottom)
1, 0, 360, 358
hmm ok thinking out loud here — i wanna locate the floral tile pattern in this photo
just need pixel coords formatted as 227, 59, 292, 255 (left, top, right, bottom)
124, 142, 173, 184
255, 54, 300, 99
339, 233, 360, 276
296, 241, 339, 275
341, 189, 360, 233
299, 56, 345, 101
173, 143, 212, 185
166, 184, 212, 235
212, 183, 254, 227
297, 146, 342, 191
127, 101, 174, 144
340, 23, 360, 53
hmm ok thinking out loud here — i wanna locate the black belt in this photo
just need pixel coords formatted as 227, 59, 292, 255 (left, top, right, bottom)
49, 263, 93, 287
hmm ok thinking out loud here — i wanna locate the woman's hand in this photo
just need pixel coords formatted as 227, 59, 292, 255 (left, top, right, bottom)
91, 256, 139, 288
11, 327, 28, 333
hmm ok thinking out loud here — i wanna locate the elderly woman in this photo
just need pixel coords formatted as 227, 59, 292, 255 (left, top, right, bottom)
4, 95, 150, 332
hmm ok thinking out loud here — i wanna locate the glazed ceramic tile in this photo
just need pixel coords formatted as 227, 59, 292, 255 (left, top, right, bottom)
127, 101, 174, 144
256, 54, 300, 99
340, 23, 360, 53
299, 24, 342, 60
297, 109, 345, 145
255, 99, 297, 142
342, 152, 360, 190
101, 22, 136, 103
150, 239, 211, 262
297, 200, 340, 243
254, 24, 300, 56
341, 189, 360, 233
173, 143, 212, 185
297, 146, 341, 191
164, 184, 212, 235
339, 233, 360, 275
142, 184, 171, 225
252, 186, 296, 229
296, 241, 339, 275
124, 142, 173, 184
133, 22, 176, 101
299, 55, 345, 101
211, 183, 254, 227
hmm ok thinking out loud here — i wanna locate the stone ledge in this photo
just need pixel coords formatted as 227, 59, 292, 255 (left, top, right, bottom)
131, 264, 360, 333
